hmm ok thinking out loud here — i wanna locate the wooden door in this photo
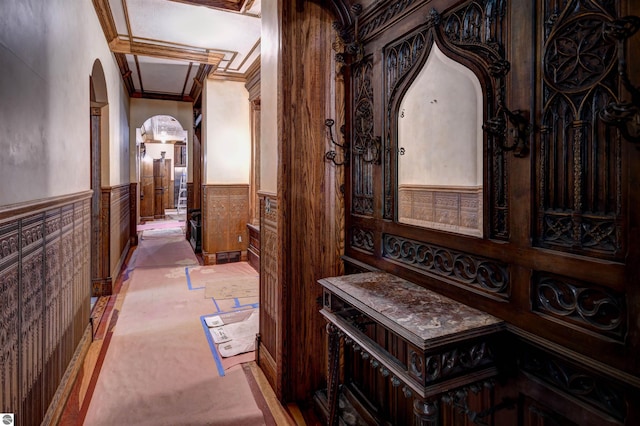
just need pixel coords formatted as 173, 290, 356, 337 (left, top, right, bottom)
140, 159, 154, 219
153, 158, 170, 218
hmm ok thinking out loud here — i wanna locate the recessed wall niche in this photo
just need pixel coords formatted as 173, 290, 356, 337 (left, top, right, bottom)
397, 43, 483, 237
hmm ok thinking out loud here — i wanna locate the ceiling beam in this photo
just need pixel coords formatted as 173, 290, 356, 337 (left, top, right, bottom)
168, 0, 246, 12
109, 37, 224, 66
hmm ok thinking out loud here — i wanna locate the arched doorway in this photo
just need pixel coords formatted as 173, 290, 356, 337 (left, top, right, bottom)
90, 59, 111, 296
137, 115, 188, 221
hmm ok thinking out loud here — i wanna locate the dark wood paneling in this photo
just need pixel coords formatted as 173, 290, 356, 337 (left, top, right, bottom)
202, 184, 249, 264
335, 0, 640, 424
0, 193, 92, 426
140, 158, 154, 219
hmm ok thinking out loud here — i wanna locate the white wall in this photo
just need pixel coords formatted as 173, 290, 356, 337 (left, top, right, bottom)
203, 79, 251, 184
0, 0, 130, 205
260, 0, 279, 193
398, 44, 483, 187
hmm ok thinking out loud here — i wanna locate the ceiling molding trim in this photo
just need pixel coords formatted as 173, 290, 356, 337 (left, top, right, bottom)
114, 53, 135, 96
109, 37, 225, 66
92, 0, 118, 41
190, 64, 214, 103
131, 91, 194, 102
168, 0, 246, 12
207, 72, 246, 82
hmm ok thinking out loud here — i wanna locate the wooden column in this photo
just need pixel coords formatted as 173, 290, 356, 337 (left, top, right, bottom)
277, 1, 345, 401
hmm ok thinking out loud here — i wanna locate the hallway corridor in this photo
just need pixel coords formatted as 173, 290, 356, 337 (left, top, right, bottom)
61, 224, 287, 425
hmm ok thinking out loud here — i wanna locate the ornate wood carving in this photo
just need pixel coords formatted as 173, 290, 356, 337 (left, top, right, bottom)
532, 273, 625, 340
258, 194, 279, 396
522, 345, 626, 421
350, 226, 374, 253
0, 222, 20, 415
351, 58, 375, 216
383, 1, 510, 238
357, 0, 420, 42
536, 0, 624, 259
382, 234, 509, 299
202, 185, 249, 264
0, 194, 91, 425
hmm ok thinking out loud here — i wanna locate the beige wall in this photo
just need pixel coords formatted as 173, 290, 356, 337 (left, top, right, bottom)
203, 79, 251, 184
260, 0, 279, 193
129, 98, 193, 182
0, 0, 129, 206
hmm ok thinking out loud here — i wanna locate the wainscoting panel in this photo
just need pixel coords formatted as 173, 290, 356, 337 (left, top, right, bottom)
258, 193, 280, 397
0, 191, 92, 426
202, 184, 249, 265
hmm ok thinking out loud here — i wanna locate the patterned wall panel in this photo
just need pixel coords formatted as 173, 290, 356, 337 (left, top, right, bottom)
202, 185, 250, 263
536, 0, 623, 259
382, 233, 509, 299
0, 222, 20, 415
352, 58, 375, 217
532, 272, 625, 341
260, 195, 278, 359
110, 184, 131, 280
0, 192, 91, 426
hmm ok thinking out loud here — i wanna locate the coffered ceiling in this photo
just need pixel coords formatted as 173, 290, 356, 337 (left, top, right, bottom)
92, 0, 261, 103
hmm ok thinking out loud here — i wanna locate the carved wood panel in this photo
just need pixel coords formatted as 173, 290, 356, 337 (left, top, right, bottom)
352, 58, 375, 217
202, 185, 249, 264
340, 0, 640, 423
259, 194, 279, 394
0, 193, 91, 426
535, 0, 624, 259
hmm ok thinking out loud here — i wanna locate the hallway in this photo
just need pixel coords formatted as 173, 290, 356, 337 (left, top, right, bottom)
61, 223, 290, 425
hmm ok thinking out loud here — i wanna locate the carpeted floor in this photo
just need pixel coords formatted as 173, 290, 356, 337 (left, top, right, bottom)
82, 226, 269, 426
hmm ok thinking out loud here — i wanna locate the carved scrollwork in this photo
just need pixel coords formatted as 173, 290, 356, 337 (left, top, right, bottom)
533, 274, 625, 339
424, 342, 492, 383
522, 346, 626, 421
383, 234, 509, 298
350, 227, 374, 253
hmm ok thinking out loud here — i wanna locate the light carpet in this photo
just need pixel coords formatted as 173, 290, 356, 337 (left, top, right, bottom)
83, 226, 266, 426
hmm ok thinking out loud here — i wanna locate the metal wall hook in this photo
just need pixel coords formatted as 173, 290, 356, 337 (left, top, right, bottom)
325, 118, 349, 166
483, 106, 531, 158
600, 16, 640, 147
353, 136, 381, 164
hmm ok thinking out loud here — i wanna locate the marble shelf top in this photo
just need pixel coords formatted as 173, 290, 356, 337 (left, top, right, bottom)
319, 272, 504, 349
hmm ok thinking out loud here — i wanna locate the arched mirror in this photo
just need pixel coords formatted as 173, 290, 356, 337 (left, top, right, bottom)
397, 43, 484, 237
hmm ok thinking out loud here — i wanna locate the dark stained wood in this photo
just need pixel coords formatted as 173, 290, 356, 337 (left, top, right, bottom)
276, 1, 345, 402
333, 0, 640, 424
0, 195, 92, 426
140, 158, 154, 219
153, 158, 170, 219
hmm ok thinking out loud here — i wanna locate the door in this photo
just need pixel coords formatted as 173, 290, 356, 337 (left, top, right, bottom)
153, 158, 170, 218
140, 159, 154, 219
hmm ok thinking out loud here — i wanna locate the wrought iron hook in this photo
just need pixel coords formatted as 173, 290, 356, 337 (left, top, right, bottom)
600, 16, 640, 147
483, 105, 531, 158
324, 118, 349, 166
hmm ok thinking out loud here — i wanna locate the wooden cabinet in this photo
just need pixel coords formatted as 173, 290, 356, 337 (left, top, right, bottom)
318, 272, 506, 426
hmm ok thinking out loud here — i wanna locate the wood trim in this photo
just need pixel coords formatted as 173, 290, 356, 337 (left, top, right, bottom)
0, 190, 93, 222
41, 325, 92, 426
108, 37, 225, 66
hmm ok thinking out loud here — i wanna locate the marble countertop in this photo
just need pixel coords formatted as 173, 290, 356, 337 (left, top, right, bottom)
319, 272, 504, 349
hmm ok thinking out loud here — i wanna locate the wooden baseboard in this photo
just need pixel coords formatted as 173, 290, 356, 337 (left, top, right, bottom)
257, 342, 279, 399
41, 324, 92, 426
